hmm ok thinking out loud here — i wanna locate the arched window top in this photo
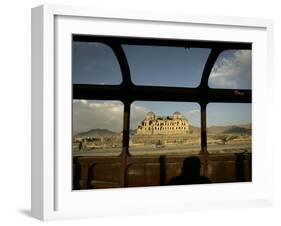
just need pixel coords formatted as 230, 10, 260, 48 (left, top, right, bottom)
122, 45, 211, 88
72, 41, 122, 85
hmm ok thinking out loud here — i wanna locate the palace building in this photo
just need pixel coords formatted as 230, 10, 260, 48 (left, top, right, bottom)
136, 111, 189, 135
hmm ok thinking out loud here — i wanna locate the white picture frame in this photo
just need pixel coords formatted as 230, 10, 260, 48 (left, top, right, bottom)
31, 4, 274, 221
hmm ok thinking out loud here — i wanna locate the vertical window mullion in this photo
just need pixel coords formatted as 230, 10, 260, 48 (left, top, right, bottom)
200, 103, 208, 154
120, 101, 131, 187
110, 43, 133, 187
200, 102, 209, 177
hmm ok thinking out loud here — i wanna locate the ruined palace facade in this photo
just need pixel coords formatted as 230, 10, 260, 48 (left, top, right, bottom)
136, 112, 189, 135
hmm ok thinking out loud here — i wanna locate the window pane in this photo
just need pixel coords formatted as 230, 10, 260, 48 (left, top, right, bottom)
207, 103, 252, 154
123, 45, 211, 87
72, 100, 124, 156
209, 50, 252, 89
130, 101, 201, 155
72, 41, 122, 85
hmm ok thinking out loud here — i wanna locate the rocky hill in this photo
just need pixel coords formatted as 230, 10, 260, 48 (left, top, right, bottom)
75, 129, 119, 138
208, 123, 251, 134
75, 123, 251, 138
189, 125, 200, 133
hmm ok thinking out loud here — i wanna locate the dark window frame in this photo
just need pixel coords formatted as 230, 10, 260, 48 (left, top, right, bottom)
72, 34, 252, 186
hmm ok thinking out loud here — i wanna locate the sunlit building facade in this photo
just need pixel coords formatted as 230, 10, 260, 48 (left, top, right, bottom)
137, 111, 189, 135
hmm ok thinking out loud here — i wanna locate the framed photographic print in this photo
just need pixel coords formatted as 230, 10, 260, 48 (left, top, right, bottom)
31, 4, 274, 221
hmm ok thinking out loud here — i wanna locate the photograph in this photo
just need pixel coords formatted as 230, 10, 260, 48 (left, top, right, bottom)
72, 35, 252, 189
28, 1, 278, 222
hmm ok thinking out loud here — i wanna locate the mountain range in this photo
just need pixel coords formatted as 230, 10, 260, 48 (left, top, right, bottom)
75, 128, 120, 138
207, 123, 251, 134
75, 123, 251, 137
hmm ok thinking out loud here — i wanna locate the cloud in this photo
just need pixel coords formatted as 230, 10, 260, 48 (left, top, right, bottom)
73, 100, 149, 134
185, 109, 200, 117
183, 109, 200, 125
130, 104, 149, 130
209, 50, 251, 89
73, 100, 124, 135
177, 109, 200, 127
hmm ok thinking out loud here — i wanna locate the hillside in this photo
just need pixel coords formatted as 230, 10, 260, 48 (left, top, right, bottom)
208, 123, 251, 134
75, 129, 119, 138
224, 126, 251, 134
189, 125, 200, 133
75, 123, 251, 138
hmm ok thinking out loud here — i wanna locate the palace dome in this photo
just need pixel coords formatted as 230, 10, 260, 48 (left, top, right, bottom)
173, 111, 182, 119
145, 111, 155, 120
173, 111, 181, 115
147, 111, 155, 116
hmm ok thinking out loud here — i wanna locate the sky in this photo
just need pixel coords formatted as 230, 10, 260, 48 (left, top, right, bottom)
72, 41, 252, 134
122, 45, 210, 87
72, 42, 122, 85
209, 49, 252, 89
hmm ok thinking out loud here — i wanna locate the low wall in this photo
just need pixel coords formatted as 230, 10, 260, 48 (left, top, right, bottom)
73, 153, 252, 189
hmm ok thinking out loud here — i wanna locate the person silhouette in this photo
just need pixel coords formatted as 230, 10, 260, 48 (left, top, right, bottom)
168, 156, 211, 185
